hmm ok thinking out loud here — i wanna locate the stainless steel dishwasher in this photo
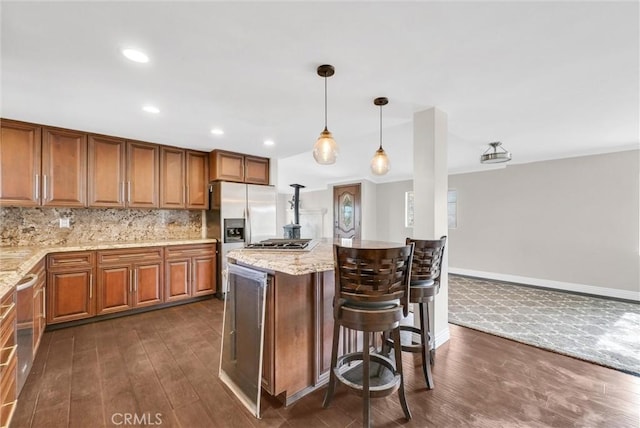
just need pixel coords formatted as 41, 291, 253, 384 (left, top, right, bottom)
16, 272, 37, 394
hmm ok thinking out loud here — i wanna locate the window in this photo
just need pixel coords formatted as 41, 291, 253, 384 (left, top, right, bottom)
448, 190, 457, 229
405, 191, 414, 227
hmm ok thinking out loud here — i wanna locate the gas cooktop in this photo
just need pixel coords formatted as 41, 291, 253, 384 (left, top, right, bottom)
245, 239, 316, 251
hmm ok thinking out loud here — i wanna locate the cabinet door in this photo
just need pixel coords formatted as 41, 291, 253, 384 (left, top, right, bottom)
186, 150, 209, 209
160, 146, 185, 209
88, 135, 126, 208
133, 262, 163, 307
96, 266, 132, 315
165, 259, 191, 302
42, 127, 87, 207
47, 269, 94, 324
244, 156, 270, 185
192, 255, 216, 296
127, 141, 159, 208
31, 261, 46, 356
0, 120, 41, 206
210, 150, 244, 182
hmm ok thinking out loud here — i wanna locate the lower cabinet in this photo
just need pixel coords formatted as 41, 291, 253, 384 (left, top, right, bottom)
165, 244, 217, 302
96, 248, 163, 315
31, 259, 46, 357
0, 290, 17, 428
47, 251, 95, 324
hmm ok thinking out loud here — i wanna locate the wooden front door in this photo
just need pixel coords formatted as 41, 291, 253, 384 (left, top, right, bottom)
333, 183, 361, 239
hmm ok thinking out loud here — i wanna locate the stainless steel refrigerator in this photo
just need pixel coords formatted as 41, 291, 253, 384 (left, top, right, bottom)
206, 182, 277, 294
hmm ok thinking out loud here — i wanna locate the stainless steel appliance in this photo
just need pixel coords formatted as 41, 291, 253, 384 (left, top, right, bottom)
206, 182, 277, 294
245, 238, 317, 251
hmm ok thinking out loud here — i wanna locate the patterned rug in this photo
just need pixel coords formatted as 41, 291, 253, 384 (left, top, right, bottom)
448, 275, 640, 376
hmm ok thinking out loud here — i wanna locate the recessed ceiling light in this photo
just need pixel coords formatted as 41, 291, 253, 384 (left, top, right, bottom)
142, 105, 160, 114
122, 48, 149, 63
264, 139, 275, 146
210, 128, 224, 136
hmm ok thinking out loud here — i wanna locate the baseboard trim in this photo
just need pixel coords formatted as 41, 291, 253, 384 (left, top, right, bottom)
449, 267, 640, 302
434, 325, 450, 349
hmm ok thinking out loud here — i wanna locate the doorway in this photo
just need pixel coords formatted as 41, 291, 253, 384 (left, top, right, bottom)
333, 183, 361, 239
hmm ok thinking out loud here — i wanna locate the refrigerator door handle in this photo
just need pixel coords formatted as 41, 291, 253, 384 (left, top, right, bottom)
246, 207, 251, 244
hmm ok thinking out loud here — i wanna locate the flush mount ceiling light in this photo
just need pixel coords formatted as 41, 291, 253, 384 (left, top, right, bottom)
263, 139, 275, 146
481, 141, 512, 164
370, 97, 390, 175
313, 64, 338, 165
122, 48, 149, 63
142, 105, 160, 114
210, 128, 224, 136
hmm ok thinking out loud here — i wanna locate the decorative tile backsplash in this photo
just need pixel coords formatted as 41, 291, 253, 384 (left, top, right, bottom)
0, 207, 203, 246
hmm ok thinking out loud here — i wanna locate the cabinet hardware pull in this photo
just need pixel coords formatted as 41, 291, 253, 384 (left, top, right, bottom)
129, 270, 133, 293
57, 259, 85, 264
121, 182, 125, 203
43, 175, 48, 201
134, 270, 137, 292
0, 344, 17, 368
89, 274, 93, 299
183, 185, 186, 205
0, 302, 16, 321
35, 174, 39, 200
128, 181, 131, 203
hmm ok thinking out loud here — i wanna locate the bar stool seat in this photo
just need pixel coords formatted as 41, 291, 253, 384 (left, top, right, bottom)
323, 244, 414, 428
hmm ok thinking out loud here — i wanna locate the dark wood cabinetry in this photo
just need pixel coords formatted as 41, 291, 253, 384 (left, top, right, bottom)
210, 150, 269, 185
165, 244, 216, 302
127, 141, 159, 208
42, 127, 87, 207
46, 251, 95, 324
96, 247, 163, 315
30, 260, 46, 356
186, 151, 209, 209
88, 134, 126, 208
0, 119, 42, 206
160, 146, 185, 209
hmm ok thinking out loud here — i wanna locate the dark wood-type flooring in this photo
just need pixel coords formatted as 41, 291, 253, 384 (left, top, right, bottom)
12, 298, 640, 428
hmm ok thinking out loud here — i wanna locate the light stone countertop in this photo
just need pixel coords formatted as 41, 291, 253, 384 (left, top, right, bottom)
226, 239, 407, 276
0, 238, 218, 300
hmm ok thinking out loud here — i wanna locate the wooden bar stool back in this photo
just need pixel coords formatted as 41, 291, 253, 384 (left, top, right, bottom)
391, 236, 446, 390
323, 244, 414, 428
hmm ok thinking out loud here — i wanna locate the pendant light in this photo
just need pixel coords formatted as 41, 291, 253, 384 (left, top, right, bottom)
370, 97, 390, 175
480, 141, 512, 164
313, 64, 338, 165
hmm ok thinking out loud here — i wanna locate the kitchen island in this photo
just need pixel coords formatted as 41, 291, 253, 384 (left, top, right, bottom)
226, 239, 406, 406
227, 240, 336, 405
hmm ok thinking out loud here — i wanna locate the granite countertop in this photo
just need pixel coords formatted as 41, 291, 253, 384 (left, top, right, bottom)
226, 239, 407, 276
0, 238, 217, 300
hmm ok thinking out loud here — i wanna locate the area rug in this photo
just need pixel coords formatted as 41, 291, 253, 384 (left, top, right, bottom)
448, 274, 640, 376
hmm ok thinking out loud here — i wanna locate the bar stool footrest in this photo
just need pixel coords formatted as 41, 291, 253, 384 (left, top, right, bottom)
334, 351, 401, 398
385, 325, 432, 353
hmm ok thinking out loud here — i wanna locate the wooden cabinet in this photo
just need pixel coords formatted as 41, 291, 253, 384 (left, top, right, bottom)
210, 150, 269, 185
0, 290, 17, 428
41, 127, 87, 207
96, 248, 163, 315
127, 140, 159, 208
29, 260, 46, 357
0, 119, 42, 207
186, 150, 209, 209
46, 252, 95, 324
88, 134, 126, 208
160, 146, 185, 209
165, 244, 216, 302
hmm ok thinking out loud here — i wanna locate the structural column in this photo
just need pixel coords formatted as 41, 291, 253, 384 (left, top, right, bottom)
412, 107, 449, 347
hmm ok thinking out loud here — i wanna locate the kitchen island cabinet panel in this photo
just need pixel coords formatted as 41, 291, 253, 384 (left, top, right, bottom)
42, 127, 87, 207
88, 134, 126, 208
0, 119, 41, 206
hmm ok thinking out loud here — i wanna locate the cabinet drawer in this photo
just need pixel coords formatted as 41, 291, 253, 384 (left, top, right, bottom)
165, 244, 215, 259
48, 251, 94, 270
0, 304, 16, 384
97, 247, 164, 265
0, 353, 17, 428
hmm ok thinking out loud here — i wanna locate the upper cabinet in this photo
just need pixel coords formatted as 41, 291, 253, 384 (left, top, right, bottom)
42, 127, 87, 207
0, 119, 41, 206
160, 146, 185, 209
210, 149, 269, 185
127, 141, 159, 208
88, 134, 126, 208
186, 151, 209, 209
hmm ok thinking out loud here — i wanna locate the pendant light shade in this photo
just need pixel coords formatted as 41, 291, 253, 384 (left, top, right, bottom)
481, 141, 512, 164
370, 97, 390, 175
313, 64, 338, 165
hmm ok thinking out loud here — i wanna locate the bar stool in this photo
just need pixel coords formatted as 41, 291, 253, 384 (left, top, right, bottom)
386, 236, 446, 390
323, 244, 414, 428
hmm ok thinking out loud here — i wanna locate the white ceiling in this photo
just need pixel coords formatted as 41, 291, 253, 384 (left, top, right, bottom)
1, 1, 638, 192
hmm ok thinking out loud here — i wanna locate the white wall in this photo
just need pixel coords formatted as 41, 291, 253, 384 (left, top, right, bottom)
277, 188, 333, 238
375, 180, 413, 244
448, 150, 640, 300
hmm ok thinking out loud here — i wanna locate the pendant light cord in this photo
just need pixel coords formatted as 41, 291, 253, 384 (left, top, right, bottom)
379, 104, 383, 150
324, 75, 328, 131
